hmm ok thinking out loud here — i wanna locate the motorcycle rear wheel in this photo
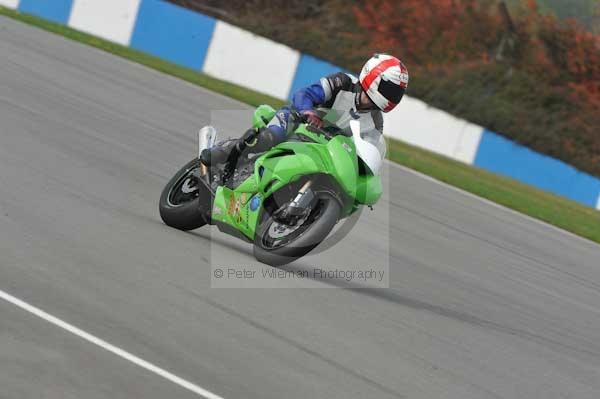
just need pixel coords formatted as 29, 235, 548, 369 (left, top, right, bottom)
159, 158, 210, 231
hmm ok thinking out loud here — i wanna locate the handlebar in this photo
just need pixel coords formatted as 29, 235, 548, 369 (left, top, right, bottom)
288, 108, 353, 138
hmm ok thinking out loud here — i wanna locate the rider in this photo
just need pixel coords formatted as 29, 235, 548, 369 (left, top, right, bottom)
201, 54, 409, 171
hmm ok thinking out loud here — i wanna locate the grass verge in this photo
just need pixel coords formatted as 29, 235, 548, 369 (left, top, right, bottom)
2, 6, 600, 244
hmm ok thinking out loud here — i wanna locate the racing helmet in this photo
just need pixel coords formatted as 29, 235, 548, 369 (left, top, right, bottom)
359, 54, 409, 113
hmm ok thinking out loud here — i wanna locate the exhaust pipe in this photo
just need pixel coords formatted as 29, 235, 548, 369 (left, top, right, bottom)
198, 126, 217, 176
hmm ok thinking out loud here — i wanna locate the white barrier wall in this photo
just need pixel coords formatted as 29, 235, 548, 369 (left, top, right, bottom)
68, 0, 141, 46
384, 96, 483, 164
202, 21, 300, 100
597, 194, 600, 210
0, 0, 19, 8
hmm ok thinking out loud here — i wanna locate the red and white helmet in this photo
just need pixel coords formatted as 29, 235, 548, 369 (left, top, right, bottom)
359, 54, 409, 113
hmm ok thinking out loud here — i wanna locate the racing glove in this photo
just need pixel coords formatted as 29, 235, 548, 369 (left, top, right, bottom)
301, 110, 324, 129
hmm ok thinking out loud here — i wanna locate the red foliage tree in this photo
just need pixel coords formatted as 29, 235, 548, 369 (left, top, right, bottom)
355, 0, 600, 174
354, 0, 502, 69
355, 0, 599, 111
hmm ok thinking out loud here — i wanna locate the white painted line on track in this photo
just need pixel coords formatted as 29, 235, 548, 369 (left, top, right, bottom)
0, 289, 225, 399
384, 159, 600, 247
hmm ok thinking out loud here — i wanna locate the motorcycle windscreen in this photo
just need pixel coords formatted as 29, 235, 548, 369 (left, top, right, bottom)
350, 120, 386, 175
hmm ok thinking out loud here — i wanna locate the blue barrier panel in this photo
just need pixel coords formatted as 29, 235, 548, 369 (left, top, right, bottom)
130, 0, 216, 71
19, 0, 73, 24
288, 54, 346, 99
474, 130, 600, 207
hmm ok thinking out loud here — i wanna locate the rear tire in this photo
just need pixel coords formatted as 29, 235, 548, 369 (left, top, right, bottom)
253, 191, 341, 266
159, 158, 210, 231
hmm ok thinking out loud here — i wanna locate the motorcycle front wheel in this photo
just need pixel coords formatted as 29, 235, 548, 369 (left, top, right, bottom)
253, 191, 341, 266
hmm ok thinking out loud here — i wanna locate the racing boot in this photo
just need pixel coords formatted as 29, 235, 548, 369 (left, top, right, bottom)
200, 128, 253, 166
200, 127, 282, 177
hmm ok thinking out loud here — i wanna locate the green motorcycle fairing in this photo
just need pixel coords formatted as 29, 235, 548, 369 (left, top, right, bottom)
210, 106, 383, 240
251, 104, 277, 130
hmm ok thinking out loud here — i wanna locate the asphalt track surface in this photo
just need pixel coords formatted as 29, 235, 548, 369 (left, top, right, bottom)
2, 16, 600, 399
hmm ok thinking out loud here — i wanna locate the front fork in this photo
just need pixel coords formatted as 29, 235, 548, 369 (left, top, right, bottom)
276, 180, 317, 225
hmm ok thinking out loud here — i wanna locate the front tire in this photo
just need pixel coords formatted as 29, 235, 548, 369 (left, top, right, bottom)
253, 191, 341, 266
159, 158, 210, 231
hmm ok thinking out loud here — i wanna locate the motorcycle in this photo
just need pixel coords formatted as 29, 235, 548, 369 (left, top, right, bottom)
159, 105, 385, 266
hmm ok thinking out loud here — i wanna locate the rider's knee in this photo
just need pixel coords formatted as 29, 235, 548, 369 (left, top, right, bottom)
253, 127, 285, 152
